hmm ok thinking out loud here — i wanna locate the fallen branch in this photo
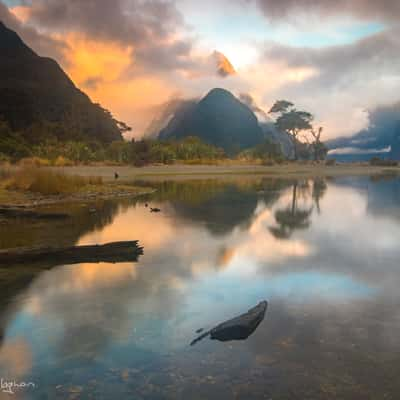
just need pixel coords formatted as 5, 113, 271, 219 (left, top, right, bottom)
0, 241, 143, 265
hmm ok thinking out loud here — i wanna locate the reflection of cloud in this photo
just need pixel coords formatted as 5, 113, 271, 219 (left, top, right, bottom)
78, 206, 176, 249
0, 338, 32, 378
4, 178, 400, 378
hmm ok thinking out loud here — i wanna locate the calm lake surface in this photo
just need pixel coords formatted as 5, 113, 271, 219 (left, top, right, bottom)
1, 175, 400, 399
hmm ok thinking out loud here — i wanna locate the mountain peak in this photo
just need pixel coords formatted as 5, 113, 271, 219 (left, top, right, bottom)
159, 88, 264, 154
0, 20, 34, 56
212, 51, 236, 77
204, 87, 235, 99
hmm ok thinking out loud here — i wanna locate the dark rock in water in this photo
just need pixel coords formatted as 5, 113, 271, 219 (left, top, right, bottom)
190, 301, 267, 346
196, 328, 204, 334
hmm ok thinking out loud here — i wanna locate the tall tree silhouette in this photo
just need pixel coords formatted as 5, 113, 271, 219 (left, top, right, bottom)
269, 100, 313, 160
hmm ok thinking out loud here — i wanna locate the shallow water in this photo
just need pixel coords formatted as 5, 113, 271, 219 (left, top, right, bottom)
1, 175, 400, 399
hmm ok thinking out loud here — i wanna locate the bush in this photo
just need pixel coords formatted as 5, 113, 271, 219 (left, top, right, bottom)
54, 156, 74, 167
325, 159, 336, 166
18, 157, 51, 167
0, 164, 11, 180
370, 157, 398, 167
6, 168, 103, 195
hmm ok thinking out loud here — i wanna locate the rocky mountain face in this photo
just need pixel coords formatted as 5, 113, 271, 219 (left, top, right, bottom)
0, 21, 122, 143
158, 88, 265, 154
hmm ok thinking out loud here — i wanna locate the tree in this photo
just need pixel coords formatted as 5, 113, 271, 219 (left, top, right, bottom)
269, 100, 313, 160
309, 127, 328, 161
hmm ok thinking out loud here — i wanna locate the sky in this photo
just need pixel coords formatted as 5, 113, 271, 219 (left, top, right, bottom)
1, 0, 400, 139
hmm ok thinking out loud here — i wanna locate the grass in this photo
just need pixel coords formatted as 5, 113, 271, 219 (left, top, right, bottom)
0, 163, 12, 180
5, 167, 103, 195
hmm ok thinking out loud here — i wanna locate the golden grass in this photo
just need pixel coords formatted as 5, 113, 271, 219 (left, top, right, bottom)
6, 168, 103, 195
0, 163, 12, 181
18, 157, 52, 167
53, 156, 74, 167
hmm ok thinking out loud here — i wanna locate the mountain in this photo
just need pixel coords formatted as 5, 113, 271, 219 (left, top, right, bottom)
0, 21, 122, 143
260, 121, 294, 159
158, 88, 265, 154
327, 102, 400, 161
144, 98, 197, 139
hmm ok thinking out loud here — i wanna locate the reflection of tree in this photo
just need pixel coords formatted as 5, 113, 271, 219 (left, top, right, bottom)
269, 182, 313, 239
312, 178, 327, 214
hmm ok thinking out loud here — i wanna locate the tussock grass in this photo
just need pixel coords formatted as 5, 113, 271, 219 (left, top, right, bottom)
18, 157, 52, 167
0, 164, 12, 180
6, 168, 103, 195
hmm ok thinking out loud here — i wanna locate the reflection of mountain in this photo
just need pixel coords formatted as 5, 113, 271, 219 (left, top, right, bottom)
3, 177, 400, 398
0, 199, 132, 250
172, 186, 258, 235
0, 198, 140, 346
145, 179, 290, 236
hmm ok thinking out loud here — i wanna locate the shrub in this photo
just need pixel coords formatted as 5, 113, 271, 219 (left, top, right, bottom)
325, 159, 336, 166
370, 157, 398, 167
54, 156, 74, 167
0, 164, 11, 180
262, 159, 276, 166
6, 168, 103, 195
18, 157, 51, 167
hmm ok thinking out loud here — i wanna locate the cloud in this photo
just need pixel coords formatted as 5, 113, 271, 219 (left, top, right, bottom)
21, 0, 196, 73
0, 1, 66, 59
82, 76, 104, 90
239, 92, 268, 118
253, 28, 400, 137
252, 0, 400, 23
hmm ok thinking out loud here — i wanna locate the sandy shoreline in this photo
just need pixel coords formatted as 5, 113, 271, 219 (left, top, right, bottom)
1, 163, 398, 208
56, 163, 400, 182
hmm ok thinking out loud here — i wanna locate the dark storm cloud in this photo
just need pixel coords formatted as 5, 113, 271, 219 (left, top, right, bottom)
261, 28, 400, 91
239, 93, 267, 118
27, 0, 182, 43
22, 0, 196, 72
82, 76, 104, 90
0, 1, 66, 59
252, 0, 400, 22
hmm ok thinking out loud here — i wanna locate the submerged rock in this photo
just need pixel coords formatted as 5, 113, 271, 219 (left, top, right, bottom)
190, 301, 268, 346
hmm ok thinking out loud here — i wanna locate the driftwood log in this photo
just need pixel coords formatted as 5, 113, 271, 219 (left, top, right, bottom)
190, 300, 268, 346
0, 241, 143, 265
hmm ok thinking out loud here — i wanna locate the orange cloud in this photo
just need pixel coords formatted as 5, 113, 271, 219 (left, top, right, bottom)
10, 6, 31, 23
60, 34, 176, 135
62, 33, 132, 86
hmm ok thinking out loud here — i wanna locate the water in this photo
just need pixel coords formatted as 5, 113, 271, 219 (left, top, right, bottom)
1, 175, 400, 399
